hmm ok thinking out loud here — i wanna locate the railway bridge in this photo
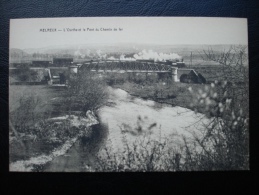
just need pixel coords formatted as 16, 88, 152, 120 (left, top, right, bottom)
72, 61, 206, 83
9, 60, 206, 84
74, 61, 179, 81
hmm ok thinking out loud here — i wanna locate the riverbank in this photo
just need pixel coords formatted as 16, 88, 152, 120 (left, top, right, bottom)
112, 82, 207, 113
43, 122, 109, 172
9, 112, 100, 172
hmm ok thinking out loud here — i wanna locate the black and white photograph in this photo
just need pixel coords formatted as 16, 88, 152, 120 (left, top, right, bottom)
9, 17, 249, 172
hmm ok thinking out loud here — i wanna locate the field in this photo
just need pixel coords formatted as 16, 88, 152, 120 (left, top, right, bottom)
9, 85, 66, 113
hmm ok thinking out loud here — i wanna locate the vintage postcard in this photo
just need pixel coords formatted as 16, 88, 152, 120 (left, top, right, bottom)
9, 17, 249, 172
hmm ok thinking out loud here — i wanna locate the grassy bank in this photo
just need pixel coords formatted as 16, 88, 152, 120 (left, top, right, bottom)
112, 81, 207, 113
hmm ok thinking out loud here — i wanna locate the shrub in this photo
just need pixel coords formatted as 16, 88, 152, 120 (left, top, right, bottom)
187, 80, 249, 170
184, 45, 249, 170
84, 134, 182, 172
13, 65, 39, 82
10, 92, 46, 133
83, 121, 185, 172
67, 70, 108, 113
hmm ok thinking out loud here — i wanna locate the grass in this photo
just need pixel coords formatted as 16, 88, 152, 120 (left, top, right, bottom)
192, 65, 226, 83
9, 85, 64, 111
113, 81, 207, 113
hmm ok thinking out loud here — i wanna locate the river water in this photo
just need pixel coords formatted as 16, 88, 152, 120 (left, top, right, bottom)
98, 86, 208, 153
39, 86, 208, 171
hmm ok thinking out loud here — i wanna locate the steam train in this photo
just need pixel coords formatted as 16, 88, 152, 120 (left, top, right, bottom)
135, 59, 186, 68
10, 58, 186, 69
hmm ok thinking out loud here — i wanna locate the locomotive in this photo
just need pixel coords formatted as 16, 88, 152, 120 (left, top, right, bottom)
136, 59, 186, 68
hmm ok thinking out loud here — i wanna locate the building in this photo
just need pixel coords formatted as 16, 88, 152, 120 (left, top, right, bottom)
177, 69, 206, 84
52, 57, 73, 67
32, 60, 52, 67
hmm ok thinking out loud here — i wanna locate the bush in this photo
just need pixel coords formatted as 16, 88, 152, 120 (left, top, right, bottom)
187, 80, 249, 170
184, 45, 249, 170
10, 92, 46, 133
13, 65, 39, 82
104, 72, 160, 86
84, 134, 181, 172
67, 70, 108, 113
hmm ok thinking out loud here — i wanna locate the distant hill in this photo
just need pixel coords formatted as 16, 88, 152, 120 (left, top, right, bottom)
10, 48, 29, 56
10, 44, 247, 65
15, 43, 240, 55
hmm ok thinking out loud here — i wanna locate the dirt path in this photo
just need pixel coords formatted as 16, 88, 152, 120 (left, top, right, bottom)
43, 140, 97, 172
43, 124, 107, 172
43, 141, 82, 172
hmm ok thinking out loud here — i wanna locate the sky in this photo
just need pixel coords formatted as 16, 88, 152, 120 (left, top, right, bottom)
10, 17, 248, 49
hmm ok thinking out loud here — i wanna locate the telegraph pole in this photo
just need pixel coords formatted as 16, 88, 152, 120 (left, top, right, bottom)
190, 51, 192, 68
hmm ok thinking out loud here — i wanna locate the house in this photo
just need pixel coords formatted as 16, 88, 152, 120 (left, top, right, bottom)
177, 69, 206, 84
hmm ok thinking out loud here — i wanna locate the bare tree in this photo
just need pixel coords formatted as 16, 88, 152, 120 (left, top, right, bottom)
67, 70, 108, 114
187, 45, 249, 170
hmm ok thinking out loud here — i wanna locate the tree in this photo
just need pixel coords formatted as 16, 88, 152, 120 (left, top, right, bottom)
10, 92, 44, 134
67, 70, 108, 114
187, 45, 249, 170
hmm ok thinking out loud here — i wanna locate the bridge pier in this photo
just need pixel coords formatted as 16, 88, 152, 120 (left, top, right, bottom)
69, 66, 78, 74
171, 67, 179, 82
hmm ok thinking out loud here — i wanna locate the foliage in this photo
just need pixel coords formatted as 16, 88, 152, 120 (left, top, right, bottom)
104, 73, 127, 85
201, 45, 248, 83
84, 132, 181, 172
35, 118, 85, 143
10, 92, 46, 133
104, 72, 160, 86
12, 65, 39, 82
186, 80, 249, 170
9, 91, 81, 141
67, 70, 108, 113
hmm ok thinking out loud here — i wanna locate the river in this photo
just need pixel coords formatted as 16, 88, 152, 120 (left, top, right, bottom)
98, 86, 208, 153
42, 86, 208, 171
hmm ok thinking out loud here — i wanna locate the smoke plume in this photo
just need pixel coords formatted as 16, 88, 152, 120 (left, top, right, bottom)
120, 54, 136, 61
133, 49, 182, 62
